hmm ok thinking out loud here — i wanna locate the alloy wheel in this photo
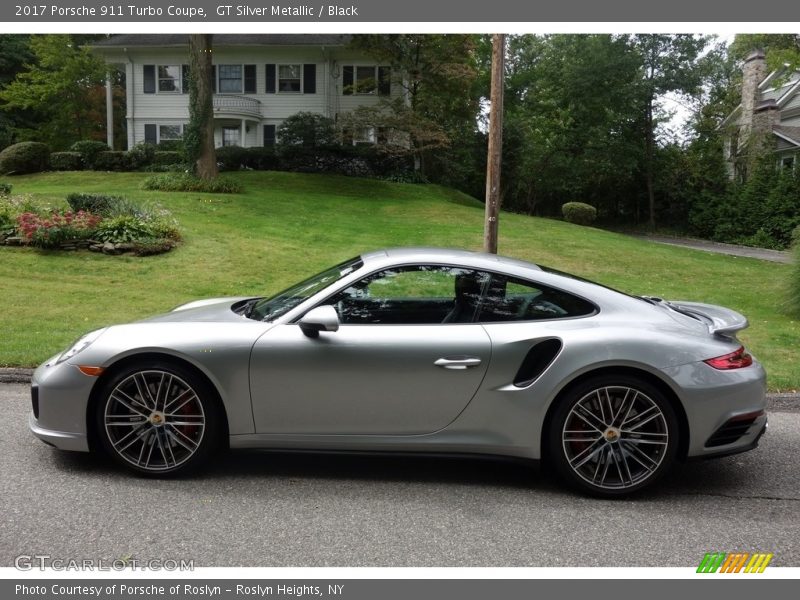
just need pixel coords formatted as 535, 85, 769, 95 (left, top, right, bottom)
103, 369, 206, 472
561, 385, 670, 491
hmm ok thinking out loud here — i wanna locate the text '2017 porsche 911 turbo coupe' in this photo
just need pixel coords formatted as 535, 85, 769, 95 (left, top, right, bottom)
30, 248, 767, 496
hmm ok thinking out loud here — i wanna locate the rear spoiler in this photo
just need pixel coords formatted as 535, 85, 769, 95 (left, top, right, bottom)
665, 301, 749, 337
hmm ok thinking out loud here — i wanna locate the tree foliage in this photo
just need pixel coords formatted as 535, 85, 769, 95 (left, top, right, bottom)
348, 34, 480, 171
0, 35, 108, 149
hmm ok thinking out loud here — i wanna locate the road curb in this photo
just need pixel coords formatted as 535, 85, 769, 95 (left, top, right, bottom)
0, 368, 34, 384
1, 367, 797, 407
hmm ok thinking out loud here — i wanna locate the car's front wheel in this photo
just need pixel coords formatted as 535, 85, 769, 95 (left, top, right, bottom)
548, 375, 679, 497
94, 362, 220, 476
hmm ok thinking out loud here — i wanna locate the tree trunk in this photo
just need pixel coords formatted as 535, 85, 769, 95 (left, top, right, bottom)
189, 34, 217, 180
483, 34, 505, 255
645, 99, 656, 231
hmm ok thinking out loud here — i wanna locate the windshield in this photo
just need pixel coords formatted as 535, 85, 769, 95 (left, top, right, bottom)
248, 257, 363, 322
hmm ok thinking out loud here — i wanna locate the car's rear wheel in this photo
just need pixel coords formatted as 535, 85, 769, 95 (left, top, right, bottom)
548, 375, 678, 497
95, 362, 220, 476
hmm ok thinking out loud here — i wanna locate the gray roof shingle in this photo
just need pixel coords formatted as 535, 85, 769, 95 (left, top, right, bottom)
773, 125, 800, 146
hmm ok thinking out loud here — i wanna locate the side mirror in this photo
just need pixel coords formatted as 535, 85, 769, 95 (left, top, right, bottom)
298, 305, 340, 338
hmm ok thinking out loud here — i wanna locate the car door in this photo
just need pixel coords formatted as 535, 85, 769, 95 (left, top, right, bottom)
249, 265, 492, 435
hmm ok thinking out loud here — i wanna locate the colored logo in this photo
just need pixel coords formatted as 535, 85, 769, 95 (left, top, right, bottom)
697, 552, 773, 573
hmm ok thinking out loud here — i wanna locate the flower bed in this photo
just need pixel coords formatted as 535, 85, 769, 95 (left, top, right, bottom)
0, 191, 180, 256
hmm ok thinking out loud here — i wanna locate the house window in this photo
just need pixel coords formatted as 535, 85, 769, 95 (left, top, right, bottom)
343, 65, 391, 96
356, 66, 377, 94
218, 65, 243, 93
278, 65, 302, 92
159, 125, 182, 141
222, 127, 240, 147
158, 66, 181, 93
781, 155, 796, 171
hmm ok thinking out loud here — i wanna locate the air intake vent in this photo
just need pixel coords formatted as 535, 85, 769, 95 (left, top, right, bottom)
31, 385, 39, 419
705, 413, 761, 447
513, 338, 562, 387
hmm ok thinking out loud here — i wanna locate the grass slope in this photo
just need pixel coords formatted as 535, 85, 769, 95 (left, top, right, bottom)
1, 171, 797, 391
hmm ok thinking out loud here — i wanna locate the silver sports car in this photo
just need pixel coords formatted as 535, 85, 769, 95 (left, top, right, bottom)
30, 247, 767, 496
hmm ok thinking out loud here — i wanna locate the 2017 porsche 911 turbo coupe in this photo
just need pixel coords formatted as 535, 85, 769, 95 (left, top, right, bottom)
30, 248, 767, 496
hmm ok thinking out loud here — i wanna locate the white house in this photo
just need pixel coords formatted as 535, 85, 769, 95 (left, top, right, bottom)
92, 34, 398, 150
721, 49, 800, 179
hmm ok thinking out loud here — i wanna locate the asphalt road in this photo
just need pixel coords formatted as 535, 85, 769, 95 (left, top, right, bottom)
1, 383, 798, 567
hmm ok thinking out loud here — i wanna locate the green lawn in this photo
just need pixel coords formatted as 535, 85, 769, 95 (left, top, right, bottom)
2, 171, 798, 391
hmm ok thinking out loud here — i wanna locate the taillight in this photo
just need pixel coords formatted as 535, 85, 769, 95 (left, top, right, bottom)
704, 346, 753, 370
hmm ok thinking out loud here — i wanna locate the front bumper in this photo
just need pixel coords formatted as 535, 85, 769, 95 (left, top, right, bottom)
28, 355, 94, 453
29, 412, 89, 451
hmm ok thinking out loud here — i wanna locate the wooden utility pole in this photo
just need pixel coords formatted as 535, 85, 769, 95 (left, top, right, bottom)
483, 33, 505, 255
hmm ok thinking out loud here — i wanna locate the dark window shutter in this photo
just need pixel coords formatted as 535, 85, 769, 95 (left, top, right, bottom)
263, 124, 276, 147
244, 64, 256, 94
303, 64, 317, 94
181, 64, 190, 94
265, 64, 276, 93
342, 66, 353, 95
211, 65, 217, 93
378, 66, 391, 96
144, 124, 157, 145
143, 65, 156, 94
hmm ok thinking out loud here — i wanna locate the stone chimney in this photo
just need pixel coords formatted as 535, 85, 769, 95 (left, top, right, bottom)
739, 49, 768, 137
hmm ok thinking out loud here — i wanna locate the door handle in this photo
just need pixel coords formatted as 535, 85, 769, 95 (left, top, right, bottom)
434, 356, 482, 370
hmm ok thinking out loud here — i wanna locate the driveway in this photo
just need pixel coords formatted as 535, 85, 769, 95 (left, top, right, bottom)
1, 383, 798, 567
632, 234, 792, 264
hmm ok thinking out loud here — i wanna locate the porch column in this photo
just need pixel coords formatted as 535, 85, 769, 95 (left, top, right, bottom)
240, 119, 246, 147
105, 73, 114, 149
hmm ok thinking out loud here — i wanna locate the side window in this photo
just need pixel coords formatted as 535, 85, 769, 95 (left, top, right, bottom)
478, 275, 596, 322
325, 265, 491, 325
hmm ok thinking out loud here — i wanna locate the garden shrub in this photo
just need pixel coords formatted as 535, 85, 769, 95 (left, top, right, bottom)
141, 172, 242, 193
0, 142, 50, 175
689, 158, 800, 250
277, 112, 337, 148
156, 140, 184, 152
66, 193, 126, 215
243, 147, 279, 170
93, 151, 131, 171
17, 210, 101, 248
562, 202, 597, 226
215, 145, 250, 171
49, 152, 84, 171
789, 226, 800, 317
94, 215, 156, 243
0, 182, 11, 196
69, 140, 109, 169
126, 142, 156, 169
152, 151, 183, 167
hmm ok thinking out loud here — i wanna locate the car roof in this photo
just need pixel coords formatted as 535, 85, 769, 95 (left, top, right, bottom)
361, 247, 543, 273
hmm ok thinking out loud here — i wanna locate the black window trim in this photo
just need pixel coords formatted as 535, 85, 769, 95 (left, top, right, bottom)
295, 262, 600, 326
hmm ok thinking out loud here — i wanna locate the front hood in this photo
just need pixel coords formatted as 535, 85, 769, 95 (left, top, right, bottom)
663, 300, 748, 337
140, 297, 258, 323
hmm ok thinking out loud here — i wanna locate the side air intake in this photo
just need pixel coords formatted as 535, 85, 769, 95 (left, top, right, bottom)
513, 338, 562, 387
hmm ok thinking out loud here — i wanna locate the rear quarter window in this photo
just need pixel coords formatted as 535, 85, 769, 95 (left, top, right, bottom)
478, 275, 597, 322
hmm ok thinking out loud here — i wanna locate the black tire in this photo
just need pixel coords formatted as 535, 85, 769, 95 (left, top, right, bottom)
547, 374, 679, 497
94, 361, 221, 476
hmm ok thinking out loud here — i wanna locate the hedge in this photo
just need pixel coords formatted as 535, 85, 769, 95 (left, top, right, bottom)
49, 152, 84, 171
0, 142, 50, 175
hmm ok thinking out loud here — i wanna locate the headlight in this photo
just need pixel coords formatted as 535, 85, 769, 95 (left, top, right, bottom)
55, 328, 106, 364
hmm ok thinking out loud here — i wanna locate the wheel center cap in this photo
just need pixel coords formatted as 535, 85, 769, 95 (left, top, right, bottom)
149, 411, 165, 427
604, 427, 621, 442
